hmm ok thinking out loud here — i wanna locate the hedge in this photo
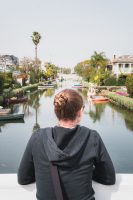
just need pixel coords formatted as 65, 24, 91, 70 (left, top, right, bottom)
125, 74, 133, 97
106, 92, 133, 110
12, 84, 38, 95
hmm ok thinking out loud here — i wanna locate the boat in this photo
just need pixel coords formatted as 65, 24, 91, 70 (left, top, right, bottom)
8, 97, 28, 104
0, 113, 24, 121
0, 118, 24, 125
38, 84, 55, 89
0, 108, 11, 115
89, 96, 109, 103
72, 83, 86, 89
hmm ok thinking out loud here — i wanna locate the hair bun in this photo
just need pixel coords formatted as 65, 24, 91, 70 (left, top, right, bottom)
54, 89, 83, 120
54, 92, 68, 109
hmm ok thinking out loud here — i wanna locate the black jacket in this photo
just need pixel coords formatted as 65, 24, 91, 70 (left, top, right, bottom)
18, 125, 115, 200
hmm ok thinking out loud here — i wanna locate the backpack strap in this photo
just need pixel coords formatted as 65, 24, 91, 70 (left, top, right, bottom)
50, 162, 64, 200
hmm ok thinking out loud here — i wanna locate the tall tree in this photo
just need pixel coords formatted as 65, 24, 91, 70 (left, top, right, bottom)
90, 51, 108, 69
31, 32, 41, 71
45, 62, 58, 79
74, 60, 90, 77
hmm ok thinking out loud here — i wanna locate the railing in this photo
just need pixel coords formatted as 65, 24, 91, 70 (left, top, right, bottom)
0, 174, 133, 199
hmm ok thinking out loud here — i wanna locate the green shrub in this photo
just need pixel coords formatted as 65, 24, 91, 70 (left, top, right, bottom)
12, 82, 21, 89
104, 76, 117, 86
0, 96, 4, 106
125, 74, 133, 97
0, 74, 4, 94
12, 83, 38, 95
117, 74, 127, 86
4, 72, 13, 89
106, 92, 133, 110
30, 71, 35, 84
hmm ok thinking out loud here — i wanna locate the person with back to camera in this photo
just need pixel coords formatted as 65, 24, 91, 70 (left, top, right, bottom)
18, 89, 116, 200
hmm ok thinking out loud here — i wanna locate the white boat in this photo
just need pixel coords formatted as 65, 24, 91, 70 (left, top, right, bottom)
38, 84, 54, 89
0, 113, 24, 121
0, 108, 11, 115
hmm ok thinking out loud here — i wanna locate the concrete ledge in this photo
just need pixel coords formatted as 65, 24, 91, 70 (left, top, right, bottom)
0, 174, 133, 199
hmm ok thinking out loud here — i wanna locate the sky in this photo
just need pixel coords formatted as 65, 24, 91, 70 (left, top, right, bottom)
0, 0, 133, 68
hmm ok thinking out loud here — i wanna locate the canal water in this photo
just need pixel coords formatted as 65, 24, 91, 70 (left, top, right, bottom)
0, 80, 133, 174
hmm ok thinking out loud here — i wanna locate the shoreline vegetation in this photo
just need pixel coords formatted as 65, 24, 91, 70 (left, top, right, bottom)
12, 83, 39, 95
0, 84, 39, 106
0, 77, 133, 111
106, 92, 133, 111
82, 81, 133, 111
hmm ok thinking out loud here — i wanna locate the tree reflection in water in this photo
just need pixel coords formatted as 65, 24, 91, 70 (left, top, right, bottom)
23, 89, 55, 132
31, 90, 43, 132
88, 102, 107, 123
43, 88, 55, 97
109, 103, 133, 132
78, 88, 107, 123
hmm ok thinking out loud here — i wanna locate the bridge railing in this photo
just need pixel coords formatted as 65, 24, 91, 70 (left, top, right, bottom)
0, 174, 133, 199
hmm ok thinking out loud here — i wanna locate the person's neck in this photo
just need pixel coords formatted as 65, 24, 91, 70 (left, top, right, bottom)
58, 119, 78, 128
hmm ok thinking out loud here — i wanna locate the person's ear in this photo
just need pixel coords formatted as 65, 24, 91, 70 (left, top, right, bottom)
77, 108, 83, 117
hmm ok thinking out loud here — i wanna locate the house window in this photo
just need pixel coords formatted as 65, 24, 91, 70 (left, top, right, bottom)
125, 64, 129, 68
119, 64, 122, 68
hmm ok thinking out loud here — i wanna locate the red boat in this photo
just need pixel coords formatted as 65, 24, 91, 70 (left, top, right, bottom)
89, 96, 109, 104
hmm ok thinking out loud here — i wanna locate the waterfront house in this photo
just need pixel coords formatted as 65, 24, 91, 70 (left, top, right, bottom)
0, 55, 19, 71
112, 55, 133, 77
12, 71, 28, 86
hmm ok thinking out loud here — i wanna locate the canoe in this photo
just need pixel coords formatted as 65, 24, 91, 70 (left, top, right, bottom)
38, 83, 55, 90
90, 96, 109, 103
0, 113, 24, 121
38, 85, 54, 89
8, 97, 28, 104
72, 84, 86, 89
0, 109, 11, 115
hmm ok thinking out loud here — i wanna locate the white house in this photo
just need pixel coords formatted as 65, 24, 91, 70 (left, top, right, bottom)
0, 55, 19, 71
112, 55, 133, 77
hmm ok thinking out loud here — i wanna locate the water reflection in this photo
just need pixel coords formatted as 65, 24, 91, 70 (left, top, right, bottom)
0, 119, 24, 133
79, 89, 106, 123
0, 87, 133, 174
88, 103, 107, 123
43, 88, 55, 97
24, 89, 55, 131
108, 103, 133, 132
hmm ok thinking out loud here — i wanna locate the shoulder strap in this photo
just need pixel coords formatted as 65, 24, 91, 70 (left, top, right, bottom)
50, 162, 64, 200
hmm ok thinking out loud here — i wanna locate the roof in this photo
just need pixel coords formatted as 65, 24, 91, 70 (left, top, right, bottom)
113, 55, 133, 63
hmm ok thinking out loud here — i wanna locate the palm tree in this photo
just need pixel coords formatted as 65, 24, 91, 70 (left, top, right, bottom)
90, 51, 108, 69
31, 32, 41, 71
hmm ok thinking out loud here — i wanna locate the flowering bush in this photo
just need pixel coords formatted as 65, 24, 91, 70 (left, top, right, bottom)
115, 91, 128, 96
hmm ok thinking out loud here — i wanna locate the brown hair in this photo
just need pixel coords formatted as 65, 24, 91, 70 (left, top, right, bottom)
54, 89, 84, 120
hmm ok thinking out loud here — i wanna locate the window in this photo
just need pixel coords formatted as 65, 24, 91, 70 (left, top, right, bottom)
119, 64, 122, 68
125, 64, 129, 68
